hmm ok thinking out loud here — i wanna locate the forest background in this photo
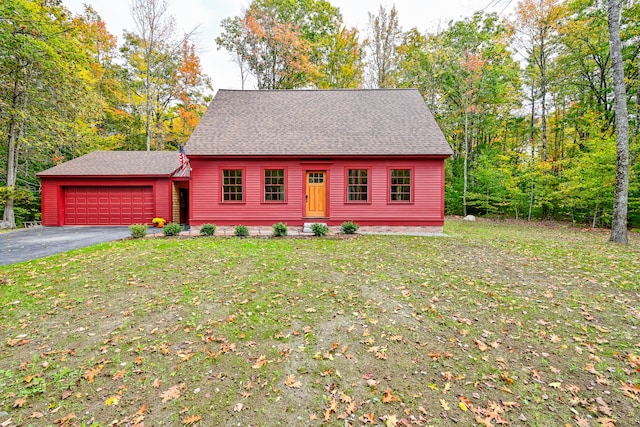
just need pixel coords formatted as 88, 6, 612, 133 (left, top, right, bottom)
1, 0, 638, 229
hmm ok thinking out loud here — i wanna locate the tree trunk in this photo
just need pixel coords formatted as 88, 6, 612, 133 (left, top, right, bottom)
634, 38, 640, 166
607, 0, 629, 244
2, 79, 22, 229
146, 61, 152, 151
463, 93, 469, 217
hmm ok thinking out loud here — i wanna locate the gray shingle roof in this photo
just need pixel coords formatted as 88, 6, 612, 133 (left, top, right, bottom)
186, 89, 453, 157
37, 151, 182, 177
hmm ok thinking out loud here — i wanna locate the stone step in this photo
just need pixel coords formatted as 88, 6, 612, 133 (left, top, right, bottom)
303, 222, 327, 233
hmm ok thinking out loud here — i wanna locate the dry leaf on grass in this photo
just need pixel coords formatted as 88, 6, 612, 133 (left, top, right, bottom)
251, 355, 268, 369
284, 374, 302, 388
182, 414, 201, 425
160, 384, 182, 402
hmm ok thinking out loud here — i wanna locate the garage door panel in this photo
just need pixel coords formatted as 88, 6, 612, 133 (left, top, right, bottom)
64, 186, 154, 225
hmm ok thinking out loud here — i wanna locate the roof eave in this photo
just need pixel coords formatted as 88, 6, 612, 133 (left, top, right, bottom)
37, 173, 174, 179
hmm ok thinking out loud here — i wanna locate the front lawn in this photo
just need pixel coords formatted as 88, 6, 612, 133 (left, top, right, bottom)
0, 220, 638, 426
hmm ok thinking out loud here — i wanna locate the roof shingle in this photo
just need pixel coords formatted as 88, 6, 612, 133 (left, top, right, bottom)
185, 89, 453, 157
37, 151, 181, 177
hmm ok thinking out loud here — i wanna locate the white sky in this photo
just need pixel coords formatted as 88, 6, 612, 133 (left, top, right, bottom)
63, 0, 516, 91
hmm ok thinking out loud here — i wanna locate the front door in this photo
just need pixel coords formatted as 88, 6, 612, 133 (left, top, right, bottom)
306, 171, 327, 217
179, 188, 189, 225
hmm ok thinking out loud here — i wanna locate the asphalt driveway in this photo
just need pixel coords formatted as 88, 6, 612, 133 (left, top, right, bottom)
0, 226, 132, 266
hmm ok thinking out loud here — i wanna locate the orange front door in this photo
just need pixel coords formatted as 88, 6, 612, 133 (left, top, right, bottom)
306, 171, 326, 217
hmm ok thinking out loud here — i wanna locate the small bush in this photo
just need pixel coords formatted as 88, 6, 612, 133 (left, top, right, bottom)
234, 225, 249, 237
200, 223, 216, 236
272, 222, 287, 237
340, 221, 360, 234
162, 223, 182, 236
130, 224, 147, 239
310, 223, 329, 236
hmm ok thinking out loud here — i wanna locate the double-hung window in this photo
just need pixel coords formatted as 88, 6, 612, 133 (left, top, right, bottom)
389, 169, 412, 202
264, 169, 285, 202
222, 169, 243, 202
347, 169, 369, 202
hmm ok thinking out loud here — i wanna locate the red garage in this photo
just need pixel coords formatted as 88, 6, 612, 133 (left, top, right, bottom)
37, 151, 188, 226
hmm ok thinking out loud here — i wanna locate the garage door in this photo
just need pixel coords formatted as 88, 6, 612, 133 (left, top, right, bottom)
64, 186, 154, 225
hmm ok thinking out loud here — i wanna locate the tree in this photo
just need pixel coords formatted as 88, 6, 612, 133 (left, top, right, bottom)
216, 0, 349, 89
607, 0, 629, 243
312, 26, 363, 88
365, 5, 402, 88
423, 13, 521, 216
171, 40, 213, 145
1, 0, 99, 228
514, 0, 566, 163
129, 0, 177, 150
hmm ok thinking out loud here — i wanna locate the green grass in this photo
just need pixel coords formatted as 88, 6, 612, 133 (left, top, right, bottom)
0, 219, 638, 426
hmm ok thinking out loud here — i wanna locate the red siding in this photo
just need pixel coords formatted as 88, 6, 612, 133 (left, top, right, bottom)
189, 157, 446, 226
39, 177, 173, 226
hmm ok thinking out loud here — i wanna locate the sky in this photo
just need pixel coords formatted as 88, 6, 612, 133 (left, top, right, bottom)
63, 0, 516, 91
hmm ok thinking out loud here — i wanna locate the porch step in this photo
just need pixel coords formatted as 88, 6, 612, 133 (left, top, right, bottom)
303, 222, 327, 233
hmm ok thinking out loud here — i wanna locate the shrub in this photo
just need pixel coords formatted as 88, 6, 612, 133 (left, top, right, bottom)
272, 222, 287, 237
162, 223, 182, 236
340, 221, 360, 234
310, 223, 329, 236
200, 223, 216, 236
234, 225, 249, 237
130, 224, 147, 239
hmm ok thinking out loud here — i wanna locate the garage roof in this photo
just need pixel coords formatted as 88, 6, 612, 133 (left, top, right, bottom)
37, 151, 183, 177
186, 89, 454, 157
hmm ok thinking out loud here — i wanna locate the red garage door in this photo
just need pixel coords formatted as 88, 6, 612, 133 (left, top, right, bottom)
64, 186, 154, 225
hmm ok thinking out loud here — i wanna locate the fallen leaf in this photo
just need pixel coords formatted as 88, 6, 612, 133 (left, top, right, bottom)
576, 416, 591, 427
182, 414, 201, 425
105, 396, 120, 406
14, 396, 27, 408
474, 338, 488, 352
597, 417, 616, 427
385, 414, 398, 427
595, 397, 613, 416
160, 385, 182, 403
284, 374, 302, 388
252, 355, 268, 369
54, 413, 76, 426
233, 402, 244, 412
440, 399, 450, 411
382, 389, 396, 403
84, 365, 103, 383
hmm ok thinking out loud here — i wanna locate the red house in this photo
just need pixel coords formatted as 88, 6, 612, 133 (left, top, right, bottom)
186, 89, 452, 229
38, 89, 452, 230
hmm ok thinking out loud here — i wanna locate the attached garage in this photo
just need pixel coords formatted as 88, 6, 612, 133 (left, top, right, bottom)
37, 151, 187, 226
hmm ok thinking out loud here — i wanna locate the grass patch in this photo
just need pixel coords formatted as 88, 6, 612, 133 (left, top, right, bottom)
0, 219, 638, 426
